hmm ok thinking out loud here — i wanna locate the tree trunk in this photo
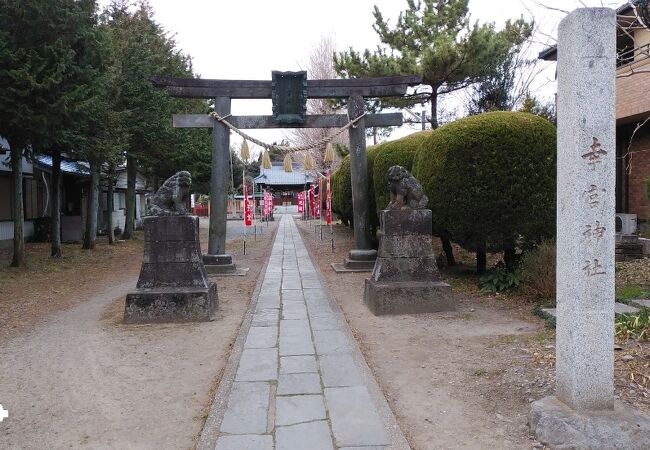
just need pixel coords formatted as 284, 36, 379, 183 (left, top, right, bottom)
51, 150, 62, 258
82, 161, 100, 250
440, 231, 456, 267
503, 242, 517, 272
10, 143, 24, 267
107, 169, 115, 245
122, 154, 136, 240
476, 243, 487, 275
430, 90, 439, 129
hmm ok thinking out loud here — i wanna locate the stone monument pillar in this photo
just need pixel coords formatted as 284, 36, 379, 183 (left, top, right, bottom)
125, 171, 217, 323
529, 8, 650, 447
364, 166, 453, 315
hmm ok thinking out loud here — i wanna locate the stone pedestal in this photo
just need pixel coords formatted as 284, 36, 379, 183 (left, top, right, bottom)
125, 216, 217, 323
344, 249, 377, 271
364, 209, 453, 315
203, 253, 237, 274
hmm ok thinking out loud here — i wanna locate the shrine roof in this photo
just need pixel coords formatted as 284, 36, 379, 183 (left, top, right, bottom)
254, 163, 316, 186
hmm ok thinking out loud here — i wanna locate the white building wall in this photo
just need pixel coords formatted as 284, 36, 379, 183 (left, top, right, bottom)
0, 220, 35, 241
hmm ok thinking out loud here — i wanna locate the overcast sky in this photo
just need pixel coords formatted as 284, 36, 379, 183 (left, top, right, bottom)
100, 0, 624, 152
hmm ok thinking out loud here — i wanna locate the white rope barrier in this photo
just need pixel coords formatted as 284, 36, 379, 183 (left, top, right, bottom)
209, 111, 366, 153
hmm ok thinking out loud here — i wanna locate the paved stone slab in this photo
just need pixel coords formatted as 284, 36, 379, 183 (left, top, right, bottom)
277, 372, 322, 395
282, 302, 308, 320
301, 278, 322, 289
211, 215, 405, 449
319, 354, 364, 387
275, 394, 327, 426
235, 348, 278, 381
252, 308, 279, 327
279, 319, 311, 335
303, 288, 328, 300
256, 294, 281, 310
276, 420, 334, 450
215, 434, 273, 450
244, 327, 278, 349
325, 386, 389, 447
541, 308, 557, 318
544, 304, 641, 318
339, 447, 387, 450
313, 330, 351, 355
279, 334, 315, 356
310, 314, 340, 331
615, 302, 640, 314
220, 382, 270, 434
281, 290, 304, 303
634, 299, 650, 308
280, 355, 319, 374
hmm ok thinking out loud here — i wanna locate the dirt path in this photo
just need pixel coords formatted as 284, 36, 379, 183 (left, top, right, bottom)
297, 220, 549, 450
0, 220, 278, 449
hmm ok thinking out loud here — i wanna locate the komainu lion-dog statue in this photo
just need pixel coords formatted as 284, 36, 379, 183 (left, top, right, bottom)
386, 165, 429, 210
148, 171, 192, 216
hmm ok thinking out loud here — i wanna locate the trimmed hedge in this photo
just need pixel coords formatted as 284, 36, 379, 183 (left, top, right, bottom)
411, 111, 556, 255
373, 131, 431, 212
334, 155, 353, 225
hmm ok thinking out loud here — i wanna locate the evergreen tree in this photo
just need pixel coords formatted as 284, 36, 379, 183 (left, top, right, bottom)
333, 0, 532, 128
102, 1, 203, 238
0, 0, 106, 264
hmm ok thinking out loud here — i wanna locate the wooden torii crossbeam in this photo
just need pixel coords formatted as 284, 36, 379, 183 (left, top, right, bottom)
152, 74, 422, 273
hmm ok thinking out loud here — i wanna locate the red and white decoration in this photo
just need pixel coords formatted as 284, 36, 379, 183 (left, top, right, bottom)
297, 191, 305, 214
243, 177, 252, 227
326, 172, 332, 225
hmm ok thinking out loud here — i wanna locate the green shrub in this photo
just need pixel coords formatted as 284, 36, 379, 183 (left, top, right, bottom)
479, 266, 521, 292
335, 155, 353, 225
373, 131, 430, 212
366, 144, 382, 235
519, 240, 556, 300
411, 111, 556, 269
330, 169, 341, 216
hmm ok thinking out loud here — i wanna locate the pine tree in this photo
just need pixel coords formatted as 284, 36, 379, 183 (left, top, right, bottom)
333, 0, 532, 128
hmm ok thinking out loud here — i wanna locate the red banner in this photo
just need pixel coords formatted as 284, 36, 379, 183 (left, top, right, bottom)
297, 191, 304, 214
326, 172, 332, 225
316, 177, 322, 219
263, 191, 272, 218
243, 180, 252, 226
309, 186, 315, 218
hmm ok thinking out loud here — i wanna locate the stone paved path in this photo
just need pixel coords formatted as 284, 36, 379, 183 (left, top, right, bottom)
205, 214, 407, 450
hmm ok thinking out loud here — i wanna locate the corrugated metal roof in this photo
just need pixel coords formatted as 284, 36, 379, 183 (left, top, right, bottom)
34, 154, 91, 177
254, 164, 315, 186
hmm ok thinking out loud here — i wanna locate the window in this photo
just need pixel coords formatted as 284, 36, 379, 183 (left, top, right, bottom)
0, 177, 12, 220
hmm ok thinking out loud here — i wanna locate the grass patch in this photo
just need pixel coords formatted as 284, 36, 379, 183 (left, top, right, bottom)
615, 309, 650, 341
617, 284, 650, 301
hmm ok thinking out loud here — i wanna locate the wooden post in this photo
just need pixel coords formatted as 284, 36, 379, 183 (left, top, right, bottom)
345, 94, 377, 269
203, 96, 235, 273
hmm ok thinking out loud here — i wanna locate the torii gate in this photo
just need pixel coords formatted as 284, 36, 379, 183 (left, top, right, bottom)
152, 72, 422, 272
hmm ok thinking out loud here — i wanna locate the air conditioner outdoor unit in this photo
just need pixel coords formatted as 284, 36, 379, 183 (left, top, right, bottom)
615, 213, 637, 235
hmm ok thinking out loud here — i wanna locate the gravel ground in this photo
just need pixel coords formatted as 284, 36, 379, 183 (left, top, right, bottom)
0, 220, 279, 449
297, 220, 650, 449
